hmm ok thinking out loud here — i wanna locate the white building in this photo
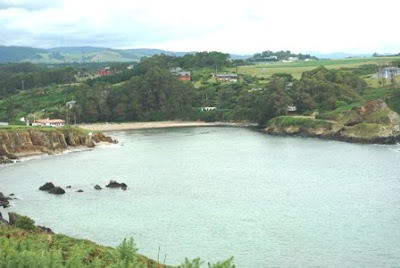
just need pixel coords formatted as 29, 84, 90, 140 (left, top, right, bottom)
32, 118, 65, 127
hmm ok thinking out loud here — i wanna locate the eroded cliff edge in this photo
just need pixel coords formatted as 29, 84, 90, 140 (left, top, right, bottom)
0, 127, 114, 163
264, 99, 400, 144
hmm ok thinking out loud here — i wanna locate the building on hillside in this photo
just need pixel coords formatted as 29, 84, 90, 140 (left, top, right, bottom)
32, 118, 65, 127
379, 67, 400, 79
95, 67, 115, 76
287, 105, 297, 113
66, 100, 77, 109
0, 122, 8, 126
215, 73, 238, 82
171, 67, 191, 81
200, 107, 217, 111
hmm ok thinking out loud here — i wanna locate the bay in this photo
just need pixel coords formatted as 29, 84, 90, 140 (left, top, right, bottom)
1, 127, 400, 267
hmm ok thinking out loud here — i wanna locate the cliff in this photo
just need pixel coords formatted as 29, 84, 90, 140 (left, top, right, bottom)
0, 127, 114, 163
264, 100, 400, 144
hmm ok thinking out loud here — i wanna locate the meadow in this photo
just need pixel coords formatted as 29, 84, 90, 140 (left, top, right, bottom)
234, 56, 400, 79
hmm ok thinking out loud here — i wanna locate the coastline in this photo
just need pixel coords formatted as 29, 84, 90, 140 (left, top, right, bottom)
79, 120, 256, 132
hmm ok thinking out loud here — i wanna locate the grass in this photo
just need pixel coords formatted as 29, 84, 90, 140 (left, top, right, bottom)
0, 224, 162, 268
268, 116, 332, 128
0, 84, 75, 121
0, 125, 91, 135
234, 56, 400, 80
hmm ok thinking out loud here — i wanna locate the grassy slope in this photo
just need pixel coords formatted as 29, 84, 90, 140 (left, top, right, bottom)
0, 224, 163, 268
0, 84, 76, 123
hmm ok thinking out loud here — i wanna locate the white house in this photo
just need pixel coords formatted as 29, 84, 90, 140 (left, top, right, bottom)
380, 67, 400, 79
200, 107, 217, 111
216, 74, 238, 82
0, 122, 8, 126
32, 118, 65, 127
287, 105, 297, 112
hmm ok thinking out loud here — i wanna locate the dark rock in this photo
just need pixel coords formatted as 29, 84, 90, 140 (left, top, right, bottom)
9, 193, 14, 196
86, 141, 96, 148
76, 189, 84, 193
37, 225, 54, 234
106, 180, 128, 189
8, 212, 20, 225
0, 192, 7, 200
94, 185, 102, 190
37, 225, 54, 233
0, 192, 10, 208
49, 187, 65, 195
39, 182, 55, 191
0, 156, 13, 164
66, 186, 72, 189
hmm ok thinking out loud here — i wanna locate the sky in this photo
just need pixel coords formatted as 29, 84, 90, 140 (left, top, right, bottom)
0, 0, 399, 55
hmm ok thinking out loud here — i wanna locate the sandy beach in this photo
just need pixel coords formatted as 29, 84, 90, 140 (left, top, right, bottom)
78, 121, 251, 132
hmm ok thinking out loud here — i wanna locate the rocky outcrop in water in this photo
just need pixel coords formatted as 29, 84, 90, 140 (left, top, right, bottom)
39, 182, 56, 191
39, 182, 65, 195
94, 185, 102, 190
106, 180, 127, 190
264, 100, 400, 144
0, 192, 10, 208
0, 128, 115, 163
49, 187, 66, 195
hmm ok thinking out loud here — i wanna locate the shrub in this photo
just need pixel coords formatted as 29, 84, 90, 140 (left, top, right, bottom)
15, 215, 36, 231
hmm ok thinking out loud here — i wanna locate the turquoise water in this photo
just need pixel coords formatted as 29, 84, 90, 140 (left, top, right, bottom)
1, 127, 400, 267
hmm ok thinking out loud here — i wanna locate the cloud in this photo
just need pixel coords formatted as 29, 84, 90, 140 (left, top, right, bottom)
0, 0, 399, 54
0, 0, 59, 10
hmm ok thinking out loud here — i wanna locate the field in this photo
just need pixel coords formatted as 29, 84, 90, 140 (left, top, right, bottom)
234, 56, 400, 80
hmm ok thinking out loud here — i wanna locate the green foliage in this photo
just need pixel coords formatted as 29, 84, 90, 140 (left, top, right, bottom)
0, 63, 76, 98
110, 238, 144, 268
0, 223, 235, 268
335, 100, 348, 109
294, 66, 365, 112
14, 215, 36, 230
178, 257, 235, 268
268, 116, 332, 128
387, 88, 400, 114
250, 50, 317, 62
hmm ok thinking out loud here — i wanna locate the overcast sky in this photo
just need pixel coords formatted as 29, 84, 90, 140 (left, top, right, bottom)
0, 0, 399, 55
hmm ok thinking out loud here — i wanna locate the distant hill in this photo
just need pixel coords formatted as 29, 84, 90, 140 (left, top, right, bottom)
0, 46, 46, 62
0, 46, 255, 64
0, 46, 200, 64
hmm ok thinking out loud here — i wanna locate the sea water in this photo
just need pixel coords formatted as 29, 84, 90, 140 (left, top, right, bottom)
1, 127, 400, 267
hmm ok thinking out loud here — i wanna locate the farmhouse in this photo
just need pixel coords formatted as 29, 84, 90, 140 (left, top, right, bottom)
216, 73, 238, 82
200, 107, 217, 111
32, 118, 65, 127
287, 105, 297, 113
95, 67, 115, 76
379, 67, 400, 79
171, 67, 191, 81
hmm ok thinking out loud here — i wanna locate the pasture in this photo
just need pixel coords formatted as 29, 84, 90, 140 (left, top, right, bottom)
235, 56, 400, 79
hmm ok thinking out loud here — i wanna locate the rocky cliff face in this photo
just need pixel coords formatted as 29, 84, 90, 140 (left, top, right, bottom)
264, 100, 400, 144
0, 128, 114, 162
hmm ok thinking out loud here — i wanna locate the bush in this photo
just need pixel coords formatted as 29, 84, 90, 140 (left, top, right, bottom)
335, 100, 348, 109
15, 215, 36, 231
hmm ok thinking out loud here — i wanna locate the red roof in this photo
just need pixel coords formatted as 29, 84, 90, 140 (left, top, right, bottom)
35, 119, 65, 124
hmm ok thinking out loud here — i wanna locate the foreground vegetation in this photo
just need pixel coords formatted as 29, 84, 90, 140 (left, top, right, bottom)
0, 215, 235, 268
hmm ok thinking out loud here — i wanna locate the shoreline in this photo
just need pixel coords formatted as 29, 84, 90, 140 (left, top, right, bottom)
79, 120, 256, 132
